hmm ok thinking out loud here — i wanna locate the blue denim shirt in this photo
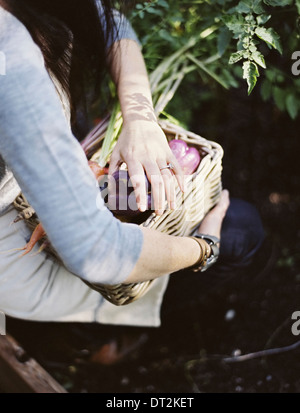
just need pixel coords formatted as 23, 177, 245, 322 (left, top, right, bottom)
0, 5, 143, 285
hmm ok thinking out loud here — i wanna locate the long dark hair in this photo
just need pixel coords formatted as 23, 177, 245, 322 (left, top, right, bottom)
0, 0, 120, 137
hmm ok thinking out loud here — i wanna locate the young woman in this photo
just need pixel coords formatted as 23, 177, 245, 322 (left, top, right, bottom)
0, 1, 265, 361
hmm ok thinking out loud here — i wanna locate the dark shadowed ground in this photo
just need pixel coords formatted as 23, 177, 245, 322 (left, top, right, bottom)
5, 84, 300, 393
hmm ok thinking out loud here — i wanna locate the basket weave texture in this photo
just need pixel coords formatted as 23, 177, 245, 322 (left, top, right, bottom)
13, 118, 223, 306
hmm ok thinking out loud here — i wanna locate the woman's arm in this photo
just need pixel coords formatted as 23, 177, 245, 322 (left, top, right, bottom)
0, 7, 143, 286
0, 7, 202, 287
124, 227, 201, 283
123, 189, 230, 284
107, 39, 185, 216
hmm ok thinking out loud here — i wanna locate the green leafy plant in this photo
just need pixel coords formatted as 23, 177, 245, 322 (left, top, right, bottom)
222, 0, 292, 94
126, 0, 300, 120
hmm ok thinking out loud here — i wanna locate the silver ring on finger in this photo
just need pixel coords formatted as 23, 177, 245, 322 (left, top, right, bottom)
159, 162, 174, 172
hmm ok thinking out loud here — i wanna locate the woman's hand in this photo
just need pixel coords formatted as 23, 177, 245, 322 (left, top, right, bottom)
107, 38, 185, 214
108, 119, 185, 215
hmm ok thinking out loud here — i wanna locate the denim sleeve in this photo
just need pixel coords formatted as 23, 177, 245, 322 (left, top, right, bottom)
0, 8, 143, 285
96, 2, 141, 49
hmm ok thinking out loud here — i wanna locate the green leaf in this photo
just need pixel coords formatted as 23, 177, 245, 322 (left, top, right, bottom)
229, 50, 246, 64
217, 27, 231, 56
243, 60, 259, 94
236, 0, 265, 14
222, 14, 245, 36
265, 69, 276, 82
237, 33, 249, 50
221, 68, 240, 88
256, 14, 271, 25
236, 1, 251, 14
255, 27, 282, 54
249, 43, 258, 53
252, 0, 266, 14
263, 0, 292, 7
286, 94, 299, 119
294, 77, 300, 87
145, 7, 163, 16
233, 65, 243, 79
296, 0, 300, 14
275, 73, 285, 83
272, 86, 286, 111
241, 34, 251, 49
186, 53, 229, 89
251, 50, 266, 68
157, 0, 169, 8
260, 79, 272, 101
98, 102, 122, 167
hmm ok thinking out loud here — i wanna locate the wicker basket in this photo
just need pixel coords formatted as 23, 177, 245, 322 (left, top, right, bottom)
13, 118, 223, 306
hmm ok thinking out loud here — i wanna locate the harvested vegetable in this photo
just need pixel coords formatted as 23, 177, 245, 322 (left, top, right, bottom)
104, 170, 152, 217
88, 160, 108, 181
169, 139, 201, 174
20, 223, 46, 256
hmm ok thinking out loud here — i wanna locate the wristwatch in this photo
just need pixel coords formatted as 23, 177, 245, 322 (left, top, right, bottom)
190, 233, 220, 272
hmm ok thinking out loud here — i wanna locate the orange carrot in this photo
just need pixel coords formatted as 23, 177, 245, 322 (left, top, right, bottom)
88, 160, 107, 180
21, 222, 46, 256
